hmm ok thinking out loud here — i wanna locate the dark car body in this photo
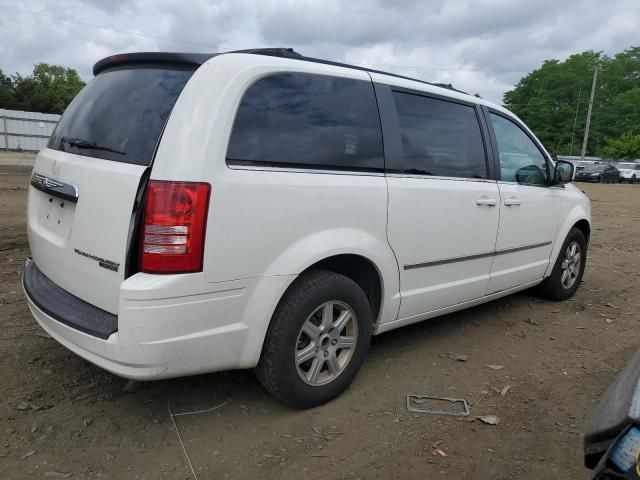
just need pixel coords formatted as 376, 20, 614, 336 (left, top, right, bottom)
575, 164, 620, 183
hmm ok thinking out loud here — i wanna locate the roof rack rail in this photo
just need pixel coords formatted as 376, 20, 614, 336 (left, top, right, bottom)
235, 47, 468, 95
228, 47, 303, 59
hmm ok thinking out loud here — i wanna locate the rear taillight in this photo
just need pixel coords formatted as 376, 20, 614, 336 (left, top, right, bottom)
139, 180, 211, 274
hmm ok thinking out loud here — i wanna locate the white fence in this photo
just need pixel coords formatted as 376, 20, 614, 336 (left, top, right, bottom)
0, 108, 60, 152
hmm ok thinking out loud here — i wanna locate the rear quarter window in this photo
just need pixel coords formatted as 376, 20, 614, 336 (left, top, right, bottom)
226, 72, 384, 172
48, 66, 194, 166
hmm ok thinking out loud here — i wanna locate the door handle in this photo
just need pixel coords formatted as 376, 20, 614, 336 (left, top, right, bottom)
504, 196, 522, 206
476, 197, 497, 206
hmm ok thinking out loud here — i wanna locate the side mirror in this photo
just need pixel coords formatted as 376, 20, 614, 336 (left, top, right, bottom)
554, 160, 574, 184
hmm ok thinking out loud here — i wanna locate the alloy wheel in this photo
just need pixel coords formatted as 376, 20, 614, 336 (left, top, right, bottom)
294, 301, 358, 386
560, 241, 582, 289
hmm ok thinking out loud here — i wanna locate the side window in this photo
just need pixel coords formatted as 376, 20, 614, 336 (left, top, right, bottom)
392, 91, 487, 179
226, 73, 384, 171
490, 113, 549, 186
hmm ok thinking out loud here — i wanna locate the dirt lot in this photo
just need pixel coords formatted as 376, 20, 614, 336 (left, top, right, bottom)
1, 151, 639, 479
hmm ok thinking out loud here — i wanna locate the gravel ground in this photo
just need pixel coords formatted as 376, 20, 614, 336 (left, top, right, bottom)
1, 151, 639, 479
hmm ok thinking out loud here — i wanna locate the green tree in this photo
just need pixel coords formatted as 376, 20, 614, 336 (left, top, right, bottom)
0, 63, 85, 114
12, 64, 85, 114
504, 51, 601, 155
0, 68, 18, 110
503, 47, 640, 158
602, 133, 640, 160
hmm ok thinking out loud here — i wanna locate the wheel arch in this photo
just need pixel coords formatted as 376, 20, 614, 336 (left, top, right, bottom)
246, 252, 394, 370
259, 228, 401, 323
573, 218, 591, 245
544, 209, 591, 278
299, 254, 384, 322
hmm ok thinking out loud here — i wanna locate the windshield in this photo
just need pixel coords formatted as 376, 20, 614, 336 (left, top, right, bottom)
48, 66, 194, 165
582, 165, 604, 172
618, 163, 640, 170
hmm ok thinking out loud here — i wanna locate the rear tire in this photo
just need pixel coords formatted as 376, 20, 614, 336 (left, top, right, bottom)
537, 228, 587, 301
256, 270, 372, 408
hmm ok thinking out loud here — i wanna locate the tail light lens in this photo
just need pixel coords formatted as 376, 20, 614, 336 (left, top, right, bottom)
139, 180, 211, 274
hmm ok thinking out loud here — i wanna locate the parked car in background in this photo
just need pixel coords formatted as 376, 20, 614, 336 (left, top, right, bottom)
23, 48, 591, 407
572, 160, 602, 172
575, 164, 620, 183
616, 162, 640, 184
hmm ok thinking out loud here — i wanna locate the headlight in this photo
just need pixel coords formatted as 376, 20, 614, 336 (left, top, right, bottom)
590, 173, 600, 176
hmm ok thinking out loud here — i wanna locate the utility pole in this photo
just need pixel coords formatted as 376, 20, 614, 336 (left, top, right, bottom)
580, 66, 598, 161
569, 87, 581, 156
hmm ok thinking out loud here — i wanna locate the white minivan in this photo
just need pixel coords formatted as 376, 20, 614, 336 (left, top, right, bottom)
23, 48, 590, 407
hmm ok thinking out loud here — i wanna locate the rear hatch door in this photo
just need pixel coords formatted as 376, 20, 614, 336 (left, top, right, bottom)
28, 63, 196, 314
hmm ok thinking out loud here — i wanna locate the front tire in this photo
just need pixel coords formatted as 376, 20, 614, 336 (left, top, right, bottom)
537, 227, 587, 301
256, 270, 372, 408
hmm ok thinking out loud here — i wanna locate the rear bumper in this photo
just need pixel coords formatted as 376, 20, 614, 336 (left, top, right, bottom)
23, 260, 295, 380
23, 260, 117, 339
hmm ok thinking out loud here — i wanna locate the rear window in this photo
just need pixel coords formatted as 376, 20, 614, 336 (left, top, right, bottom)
48, 66, 194, 165
226, 72, 384, 172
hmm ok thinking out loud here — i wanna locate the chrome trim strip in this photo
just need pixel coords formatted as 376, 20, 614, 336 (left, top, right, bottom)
404, 241, 553, 270
496, 180, 565, 190
30, 172, 79, 203
228, 164, 496, 182
404, 250, 494, 270
386, 173, 496, 183
226, 163, 385, 177
495, 241, 552, 256
227, 161, 496, 184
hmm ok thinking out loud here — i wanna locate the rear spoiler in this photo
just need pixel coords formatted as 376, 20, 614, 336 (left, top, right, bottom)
92, 49, 303, 76
93, 52, 217, 76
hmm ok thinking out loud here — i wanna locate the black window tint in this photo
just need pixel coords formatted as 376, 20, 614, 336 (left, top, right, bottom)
227, 73, 383, 171
49, 66, 194, 165
392, 92, 487, 178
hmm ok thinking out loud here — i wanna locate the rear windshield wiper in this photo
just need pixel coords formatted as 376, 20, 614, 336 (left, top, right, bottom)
61, 136, 125, 155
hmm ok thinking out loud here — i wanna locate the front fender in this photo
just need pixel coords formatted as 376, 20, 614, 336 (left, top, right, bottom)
544, 203, 591, 277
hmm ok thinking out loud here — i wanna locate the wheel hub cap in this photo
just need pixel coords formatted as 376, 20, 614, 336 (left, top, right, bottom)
560, 241, 581, 289
295, 301, 358, 386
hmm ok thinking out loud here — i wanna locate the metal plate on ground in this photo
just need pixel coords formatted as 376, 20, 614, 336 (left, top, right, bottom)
406, 394, 470, 416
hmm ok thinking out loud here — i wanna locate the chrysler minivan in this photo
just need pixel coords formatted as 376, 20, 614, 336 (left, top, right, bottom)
23, 48, 590, 407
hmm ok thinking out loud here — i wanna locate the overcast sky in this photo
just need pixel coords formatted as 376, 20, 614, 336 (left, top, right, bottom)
0, 0, 637, 103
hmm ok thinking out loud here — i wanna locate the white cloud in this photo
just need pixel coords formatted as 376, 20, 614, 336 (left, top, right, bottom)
0, 0, 638, 103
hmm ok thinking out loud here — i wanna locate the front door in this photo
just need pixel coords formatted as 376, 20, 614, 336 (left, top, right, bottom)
382, 87, 500, 320
485, 111, 562, 294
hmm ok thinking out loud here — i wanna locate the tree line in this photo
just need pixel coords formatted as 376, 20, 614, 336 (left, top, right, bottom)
1, 50, 638, 159
0, 63, 85, 115
503, 47, 640, 160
